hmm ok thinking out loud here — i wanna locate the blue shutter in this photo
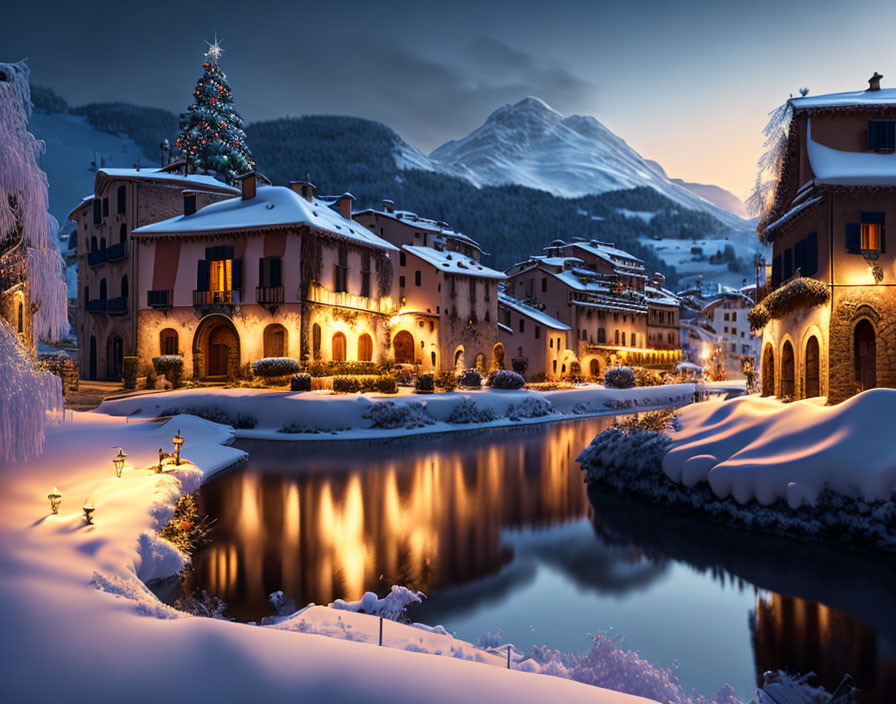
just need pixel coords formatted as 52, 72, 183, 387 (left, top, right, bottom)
271, 258, 282, 287
806, 232, 818, 276
231, 258, 243, 290
845, 222, 860, 253
196, 260, 210, 291
772, 255, 782, 288
783, 248, 793, 280
794, 239, 807, 275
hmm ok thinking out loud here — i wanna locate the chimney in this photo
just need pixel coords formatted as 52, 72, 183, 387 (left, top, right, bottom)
339, 192, 355, 220
382, 199, 395, 214
183, 190, 197, 216
289, 180, 316, 203
868, 72, 883, 92
240, 172, 257, 200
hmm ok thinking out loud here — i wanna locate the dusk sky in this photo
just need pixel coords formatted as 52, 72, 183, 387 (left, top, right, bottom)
4, 0, 895, 200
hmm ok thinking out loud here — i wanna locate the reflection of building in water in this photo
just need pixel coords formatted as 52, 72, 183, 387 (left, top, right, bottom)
196, 421, 600, 621
752, 592, 896, 704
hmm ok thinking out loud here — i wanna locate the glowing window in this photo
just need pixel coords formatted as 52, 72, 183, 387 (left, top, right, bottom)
861, 223, 881, 251
210, 259, 232, 291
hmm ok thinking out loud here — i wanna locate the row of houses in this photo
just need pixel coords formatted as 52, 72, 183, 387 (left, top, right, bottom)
70, 163, 686, 383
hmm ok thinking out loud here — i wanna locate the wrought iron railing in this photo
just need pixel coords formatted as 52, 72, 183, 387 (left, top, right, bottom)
306, 282, 394, 314
147, 290, 173, 309
107, 296, 128, 315
106, 242, 127, 261
86, 298, 107, 313
193, 289, 240, 306
87, 249, 106, 266
256, 285, 284, 304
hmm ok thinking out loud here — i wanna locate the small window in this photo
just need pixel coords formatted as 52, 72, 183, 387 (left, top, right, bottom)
399, 275, 406, 288
415, 270, 422, 287
868, 120, 896, 151
553, 360, 557, 373
541, 277, 547, 293
102, 198, 109, 217
399, 252, 406, 266
519, 319, 525, 333
549, 337, 553, 348
861, 223, 882, 251
117, 185, 126, 214
535, 325, 541, 339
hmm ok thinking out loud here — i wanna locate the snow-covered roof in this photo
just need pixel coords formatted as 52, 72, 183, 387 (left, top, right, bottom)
568, 240, 644, 265
95, 168, 239, 195
133, 185, 397, 251
403, 245, 504, 279
764, 195, 825, 235
807, 120, 896, 186
532, 255, 584, 267
357, 208, 483, 251
497, 292, 571, 330
645, 285, 680, 307
791, 87, 896, 111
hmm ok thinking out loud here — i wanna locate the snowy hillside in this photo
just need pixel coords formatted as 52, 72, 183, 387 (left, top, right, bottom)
429, 98, 747, 231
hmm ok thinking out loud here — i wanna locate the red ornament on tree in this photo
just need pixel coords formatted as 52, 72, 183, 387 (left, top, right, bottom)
210, 98, 216, 103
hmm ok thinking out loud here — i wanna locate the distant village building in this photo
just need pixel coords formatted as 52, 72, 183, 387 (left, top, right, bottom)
505, 239, 681, 378
754, 75, 896, 401
69, 166, 238, 380
129, 174, 397, 380
354, 204, 505, 373
702, 291, 761, 378
496, 292, 572, 380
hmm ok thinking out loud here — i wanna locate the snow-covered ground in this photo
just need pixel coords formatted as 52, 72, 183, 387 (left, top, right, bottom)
96, 384, 704, 443
0, 411, 666, 703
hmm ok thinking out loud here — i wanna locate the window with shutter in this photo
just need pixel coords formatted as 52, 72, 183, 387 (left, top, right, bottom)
783, 248, 793, 280
845, 222, 861, 253
861, 212, 885, 252
868, 120, 896, 151
771, 255, 782, 288
794, 239, 807, 275
806, 232, 818, 276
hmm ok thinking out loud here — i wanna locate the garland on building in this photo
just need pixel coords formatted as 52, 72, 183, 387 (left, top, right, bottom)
749, 277, 830, 331
176, 40, 255, 181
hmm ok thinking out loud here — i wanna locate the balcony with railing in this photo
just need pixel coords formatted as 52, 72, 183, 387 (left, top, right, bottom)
87, 249, 106, 267
306, 283, 394, 314
569, 289, 647, 315
193, 289, 240, 307
107, 296, 128, 315
147, 289, 173, 309
256, 285, 284, 304
106, 242, 127, 262
86, 298, 107, 313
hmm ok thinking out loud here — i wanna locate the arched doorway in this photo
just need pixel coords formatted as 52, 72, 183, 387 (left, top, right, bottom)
332, 332, 347, 361
89, 335, 97, 381
107, 333, 123, 380
781, 341, 794, 398
393, 330, 414, 364
761, 344, 774, 397
854, 319, 876, 391
312, 323, 322, 360
474, 352, 486, 373
492, 343, 505, 369
263, 324, 287, 358
16, 298, 23, 334
160, 328, 179, 356
804, 336, 820, 398
453, 346, 464, 371
589, 358, 600, 378
358, 333, 373, 362
194, 315, 241, 379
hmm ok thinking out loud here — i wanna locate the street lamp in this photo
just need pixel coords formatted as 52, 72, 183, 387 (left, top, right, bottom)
172, 429, 184, 466
48, 488, 62, 514
83, 502, 95, 525
113, 448, 126, 478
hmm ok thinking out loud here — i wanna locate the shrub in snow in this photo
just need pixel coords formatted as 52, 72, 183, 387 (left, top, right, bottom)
252, 357, 300, 378
162, 405, 256, 429
376, 375, 398, 394
632, 366, 663, 387
153, 355, 184, 386
435, 371, 457, 391
507, 396, 554, 420
173, 589, 231, 620
305, 360, 387, 377
332, 376, 360, 393
475, 629, 506, 649
122, 356, 139, 389
613, 410, 680, 433
447, 398, 497, 424
329, 585, 425, 622
459, 369, 482, 388
578, 427, 672, 478
268, 590, 297, 617
604, 366, 635, 389
363, 401, 434, 429
415, 373, 435, 393
487, 369, 525, 390
290, 373, 311, 392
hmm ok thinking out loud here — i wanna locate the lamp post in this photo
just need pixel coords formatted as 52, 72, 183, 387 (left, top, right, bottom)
113, 448, 126, 478
157, 448, 164, 474
48, 488, 62, 514
83, 502, 95, 525
172, 429, 184, 466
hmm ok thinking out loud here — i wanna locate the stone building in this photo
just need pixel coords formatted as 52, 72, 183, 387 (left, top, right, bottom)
354, 204, 505, 373
0, 209, 32, 353
497, 292, 572, 380
754, 75, 896, 402
68, 166, 238, 380
130, 175, 397, 380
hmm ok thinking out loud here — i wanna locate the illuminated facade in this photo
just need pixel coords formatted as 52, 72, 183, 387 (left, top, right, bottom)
756, 76, 896, 401
130, 174, 397, 380
497, 292, 572, 380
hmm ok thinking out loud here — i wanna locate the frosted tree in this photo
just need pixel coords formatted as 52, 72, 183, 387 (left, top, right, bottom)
176, 40, 255, 181
0, 60, 67, 464
746, 100, 793, 227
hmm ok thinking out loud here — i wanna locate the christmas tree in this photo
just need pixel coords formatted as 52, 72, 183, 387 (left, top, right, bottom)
176, 40, 255, 181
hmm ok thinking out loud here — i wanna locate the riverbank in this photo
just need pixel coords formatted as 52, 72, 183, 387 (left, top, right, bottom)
94, 383, 708, 445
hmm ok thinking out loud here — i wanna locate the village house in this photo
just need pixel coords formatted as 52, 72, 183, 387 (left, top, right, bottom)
129, 174, 397, 380
353, 203, 505, 373
69, 166, 238, 380
496, 292, 572, 380
0, 203, 31, 353
505, 239, 681, 378
754, 74, 896, 401
703, 291, 761, 378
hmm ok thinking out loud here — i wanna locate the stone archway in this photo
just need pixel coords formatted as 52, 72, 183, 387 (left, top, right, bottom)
393, 330, 414, 364
453, 346, 465, 371
781, 340, 795, 398
589, 358, 601, 379
492, 343, 505, 369
854, 319, 876, 391
106, 332, 124, 380
804, 336, 820, 398
193, 315, 241, 379
263, 323, 288, 358
761, 343, 774, 397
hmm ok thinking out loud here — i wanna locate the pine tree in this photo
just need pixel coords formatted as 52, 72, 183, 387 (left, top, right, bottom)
176, 41, 255, 180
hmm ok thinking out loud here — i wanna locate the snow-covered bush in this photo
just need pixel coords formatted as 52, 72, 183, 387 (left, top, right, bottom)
604, 366, 635, 389
631, 366, 663, 387
415, 373, 435, 393
332, 376, 360, 393
507, 396, 554, 420
363, 401, 435, 429
152, 355, 184, 386
487, 369, 525, 390
252, 357, 300, 378
329, 585, 425, 622
268, 590, 297, 617
447, 398, 497, 424
161, 405, 256, 429
376, 375, 398, 394
613, 410, 680, 433
435, 371, 457, 391
459, 369, 482, 388
577, 427, 672, 479
290, 373, 311, 392
304, 360, 388, 377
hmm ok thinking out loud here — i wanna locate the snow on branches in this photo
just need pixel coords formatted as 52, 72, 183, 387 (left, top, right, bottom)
746, 100, 794, 232
0, 61, 68, 341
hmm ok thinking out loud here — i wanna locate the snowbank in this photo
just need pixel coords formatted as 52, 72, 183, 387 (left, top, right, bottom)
95, 384, 701, 448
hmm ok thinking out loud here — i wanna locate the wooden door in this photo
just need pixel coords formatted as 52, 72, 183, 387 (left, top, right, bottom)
804, 337, 820, 398
854, 320, 876, 391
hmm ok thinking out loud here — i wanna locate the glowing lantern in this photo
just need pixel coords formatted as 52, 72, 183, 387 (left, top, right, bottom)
48, 487, 62, 514
172, 429, 185, 466
112, 448, 126, 478
83, 502, 95, 525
